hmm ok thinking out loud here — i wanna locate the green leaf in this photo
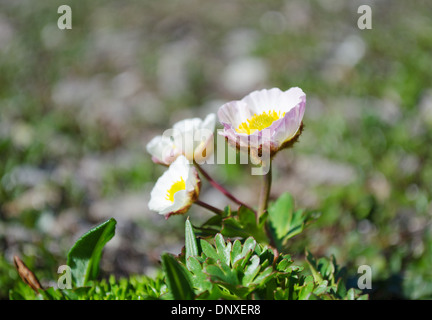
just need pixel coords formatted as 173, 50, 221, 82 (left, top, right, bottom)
346, 287, 356, 300
195, 215, 222, 237
221, 217, 251, 239
242, 255, 260, 286
267, 193, 316, 251
313, 280, 329, 296
39, 287, 64, 300
215, 233, 232, 266
161, 253, 195, 300
306, 250, 324, 283
185, 218, 199, 268
276, 254, 294, 272
242, 237, 257, 256
186, 256, 213, 292
67, 218, 116, 287
230, 239, 243, 266
221, 207, 267, 243
299, 275, 315, 300
205, 262, 240, 287
274, 287, 288, 300
235, 237, 256, 269
237, 206, 256, 227
200, 238, 219, 262
242, 255, 261, 286
251, 266, 274, 286
336, 279, 347, 299
268, 193, 294, 236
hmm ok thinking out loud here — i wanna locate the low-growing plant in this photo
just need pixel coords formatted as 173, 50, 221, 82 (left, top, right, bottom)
9, 88, 368, 300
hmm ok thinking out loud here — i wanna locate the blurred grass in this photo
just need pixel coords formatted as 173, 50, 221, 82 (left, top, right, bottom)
1, 0, 432, 299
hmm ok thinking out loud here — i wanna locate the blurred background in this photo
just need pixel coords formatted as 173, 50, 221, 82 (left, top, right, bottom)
1, 0, 432, 299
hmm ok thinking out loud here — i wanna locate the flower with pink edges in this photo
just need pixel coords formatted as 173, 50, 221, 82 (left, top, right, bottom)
217, 87, 306, 161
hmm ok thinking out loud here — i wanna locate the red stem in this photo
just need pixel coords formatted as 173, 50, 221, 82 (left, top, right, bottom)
194, 162, 255, 213
195, 199, 224, 216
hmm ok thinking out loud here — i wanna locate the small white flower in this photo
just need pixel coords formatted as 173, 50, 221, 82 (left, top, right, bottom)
148, 155, 200, 218
146, 114, 216, 165
217, 87, 306, 158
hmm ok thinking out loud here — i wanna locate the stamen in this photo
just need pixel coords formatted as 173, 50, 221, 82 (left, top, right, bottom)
236, 110, 285, 134
166, 177, 186, 202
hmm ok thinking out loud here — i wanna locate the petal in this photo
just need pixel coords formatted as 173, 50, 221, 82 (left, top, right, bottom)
242, 87, 284, 114
192, 114, 216, 162
216, 87, 306, 156
218, 100, 254, 128
146, 135, 178, 165
271, 94, 306, 146
159, 189, 189, 215
185, 166, 198, 191
170, 155, 191, 178
149, 183, 172, 212
170, 115, 216, 161
217, 124, 251, 150
278, 87, 306, 114
173, 117, 203, 132
146, 135, 163, 160
242, 87, 305, 114
202, 113, 216, 132
148, 155, 192, 214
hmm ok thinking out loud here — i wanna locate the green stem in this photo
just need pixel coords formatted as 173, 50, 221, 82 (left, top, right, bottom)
258, 161, 278, 258
258, 160, 272, 217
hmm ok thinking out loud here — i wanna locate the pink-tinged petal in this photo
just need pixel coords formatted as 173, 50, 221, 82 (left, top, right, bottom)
146, 135, 180, 165
217, 87, 306, 158
218, 100, 254, 128
151, 156, 169, 166
148, 114, 216, 165
277, 87, 306, 113
242, 87, 305, 115
271, 94, 306, 147
217, 124, 251, 150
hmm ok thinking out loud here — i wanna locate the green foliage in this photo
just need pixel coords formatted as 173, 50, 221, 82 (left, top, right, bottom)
66, 218, 117, 287
267, 193, 320, 252
161, 253, 195, 300
170, 219, 367, 300
10, 274, 168, 300
10, 215, 367, 300
196, 193, 318, 253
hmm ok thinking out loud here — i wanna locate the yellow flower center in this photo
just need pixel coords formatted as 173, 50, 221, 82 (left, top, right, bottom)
236, 110, 285, 134
166, 177, 186, 202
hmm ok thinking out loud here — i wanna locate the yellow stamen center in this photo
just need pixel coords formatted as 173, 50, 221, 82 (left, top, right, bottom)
236, 110, 285, 134
166, 177, 186, 202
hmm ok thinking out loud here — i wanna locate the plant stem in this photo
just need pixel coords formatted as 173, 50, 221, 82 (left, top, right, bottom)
193, 162, 255, 212
195, 199, 224, 216
258, 160, 272, 217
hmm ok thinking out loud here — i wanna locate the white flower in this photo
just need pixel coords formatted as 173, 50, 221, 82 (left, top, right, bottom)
146, 114, 216, 165
217, 87, 306, 158
148, 155, 200, 218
